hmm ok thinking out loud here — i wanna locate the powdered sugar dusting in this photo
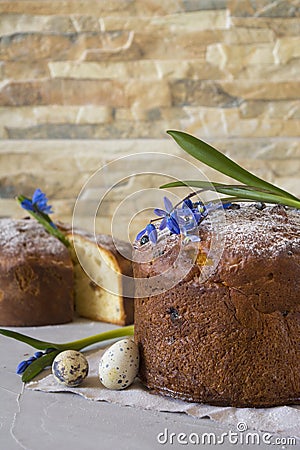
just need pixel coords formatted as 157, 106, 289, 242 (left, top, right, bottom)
0, 218, 69, 259
214, 204, 300, 258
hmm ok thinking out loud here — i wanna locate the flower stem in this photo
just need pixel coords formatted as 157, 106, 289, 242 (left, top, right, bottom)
16, 195, 70, 247
59, 325, 134, 351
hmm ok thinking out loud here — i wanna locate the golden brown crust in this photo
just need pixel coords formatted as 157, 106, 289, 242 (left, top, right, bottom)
0, 218, 74, 326
133, 205, 300, 407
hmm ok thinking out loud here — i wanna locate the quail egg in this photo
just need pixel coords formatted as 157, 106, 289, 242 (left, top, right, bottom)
99, 338, 139, 390
52, 350, 89, 387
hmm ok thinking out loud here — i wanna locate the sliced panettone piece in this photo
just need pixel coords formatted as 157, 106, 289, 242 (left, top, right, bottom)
65, 228, 134, 326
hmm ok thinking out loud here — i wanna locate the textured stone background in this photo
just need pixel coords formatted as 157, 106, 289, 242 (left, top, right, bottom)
0, 0, 299, 236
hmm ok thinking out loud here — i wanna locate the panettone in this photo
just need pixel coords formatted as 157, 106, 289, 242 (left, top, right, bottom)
0, 218, 74, 326
133, 204, 300, 407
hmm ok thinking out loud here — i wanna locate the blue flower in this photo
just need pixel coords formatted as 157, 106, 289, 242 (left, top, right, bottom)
183, 198, 193, 210
154, 197, 180, 235
136, 223, 157, 244
16, 360, 30, 375
136, 197, 234, 247
176, 200, 207, 232
16, 348, 54, 376
21, 189, 53, 215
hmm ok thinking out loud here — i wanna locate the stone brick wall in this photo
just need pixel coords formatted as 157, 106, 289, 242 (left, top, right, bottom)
0, 1, 299, 235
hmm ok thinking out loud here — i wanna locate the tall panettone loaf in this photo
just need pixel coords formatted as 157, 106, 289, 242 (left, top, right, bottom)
133, 205, 300, 407
0, 218, 74, 326
64, 228, 134, 326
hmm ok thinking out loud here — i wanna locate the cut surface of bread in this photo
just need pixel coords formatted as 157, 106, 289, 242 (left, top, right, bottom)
66, 230, 134, 326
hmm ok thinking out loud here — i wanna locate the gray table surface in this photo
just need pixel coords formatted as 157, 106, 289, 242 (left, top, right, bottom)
0, 317, 296, 450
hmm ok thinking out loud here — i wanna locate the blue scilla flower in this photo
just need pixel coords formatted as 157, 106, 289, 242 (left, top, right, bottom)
154, 197, 180, 235
136, 223, 158, 244
21, 188, 53, 215
176, 199, 207, 232
16, 360, 30, 375
16, 348, 53, 375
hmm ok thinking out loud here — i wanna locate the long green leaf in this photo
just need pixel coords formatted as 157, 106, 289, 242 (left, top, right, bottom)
161, 180, 300, 209
167, 130, 300, 202
0, 329, 60, 350
62, 325, 134, 350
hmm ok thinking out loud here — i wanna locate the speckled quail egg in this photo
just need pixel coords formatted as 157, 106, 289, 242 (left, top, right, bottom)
99, 338, 139, 390
52, 350, 89, 387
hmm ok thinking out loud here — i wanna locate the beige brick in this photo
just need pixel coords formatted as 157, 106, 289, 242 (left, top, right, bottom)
154, 60, 224, 80
75, 106, 113, 124
272, 176, 300, 198
103, 10, 229, 32
181, 107, 300, 138
269, 159, 300, 177
206, 43, 274, 71
0, 14, 75, 36
0, 31, 134, 62
1, 61, 50, 80
0, 126, 7, 138
273, 37, 300, 64
240, 100, 300, 119
0, 79, 127, 107
0, 33, 81, 61
221, 27, 275, 44
220, 81, 300, 101
233, 59, 300, 81
125, 81, 171, 119
170, 80, 240, 108
49, 61, 159, 80
228, 0, 299, 18
0, 106, 76, 127
231, 17, 300, 37
84, 30, 221, 62
212, 138, 300, 160
49, 59, 225, 81
0, 105, 113, 127
182, 108, 259, 138
280, 119, 300, 137
151, 10, 229, 31
0, 169, 90, 199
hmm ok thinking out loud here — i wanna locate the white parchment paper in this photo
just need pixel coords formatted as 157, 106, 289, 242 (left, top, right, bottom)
26, 348, 300, 439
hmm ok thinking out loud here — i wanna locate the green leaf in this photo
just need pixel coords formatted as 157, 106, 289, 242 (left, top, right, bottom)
0, 329, 60, 350
62, 325, 135, 350
160, 180, 300, 209
167, 130, 300, 203
22, 350, 60, 382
